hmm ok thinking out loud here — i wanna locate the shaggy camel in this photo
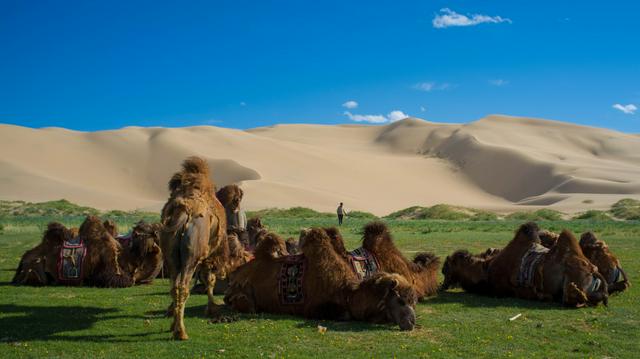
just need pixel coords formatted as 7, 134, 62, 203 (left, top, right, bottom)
487, 222, 608, 307
579, 232, 629, 294
359, 222, 440, 300
160, 156, 228, 340
538, 230, 629, 295
12, 216, 161, 287
440, 248, 501, 295
224, 228, 418, 330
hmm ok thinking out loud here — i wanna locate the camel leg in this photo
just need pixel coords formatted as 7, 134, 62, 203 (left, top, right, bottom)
205, 268, 223, 317
169, 284, 179, 332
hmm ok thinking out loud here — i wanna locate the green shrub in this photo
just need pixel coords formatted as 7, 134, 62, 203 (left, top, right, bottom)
345, 210, 378, 219
470, 211, 499, 221
247, 207, 334, 219
610, 198, 640, 220
506, 209, 563, 221
420, 204, 471, 220
384, 206, 427, 220
573, 210, 612, 221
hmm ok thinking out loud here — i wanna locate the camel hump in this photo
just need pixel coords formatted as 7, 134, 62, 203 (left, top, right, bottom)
182, 156, 210, 175
363, 221, 389, 238
557, 229, 582, 254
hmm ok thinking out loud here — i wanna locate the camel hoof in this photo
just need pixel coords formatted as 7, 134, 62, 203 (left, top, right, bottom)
205, 303, 224, 317
172, 331, 189, 341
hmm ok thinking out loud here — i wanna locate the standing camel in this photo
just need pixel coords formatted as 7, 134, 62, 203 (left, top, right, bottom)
160, 157, 227, 340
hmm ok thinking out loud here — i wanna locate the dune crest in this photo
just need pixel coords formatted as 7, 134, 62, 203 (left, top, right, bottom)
1, 115, 639, 215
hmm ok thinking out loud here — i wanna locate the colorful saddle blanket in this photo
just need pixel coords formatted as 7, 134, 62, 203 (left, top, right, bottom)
517, 243, 549, 288
278, 255, 306, 305
57, 236, 87, 285
348, 247, 380, 280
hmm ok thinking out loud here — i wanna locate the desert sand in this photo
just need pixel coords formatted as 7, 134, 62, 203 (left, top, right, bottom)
1, 115, 639, 216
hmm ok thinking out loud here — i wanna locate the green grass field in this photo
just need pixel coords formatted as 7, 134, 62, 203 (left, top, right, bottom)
1, 214, 639, 358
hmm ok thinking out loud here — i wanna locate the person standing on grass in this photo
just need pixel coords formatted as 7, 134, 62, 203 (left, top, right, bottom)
337, 202, 347, 226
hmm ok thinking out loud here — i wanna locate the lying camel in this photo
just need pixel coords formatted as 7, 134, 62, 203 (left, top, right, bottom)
440, 248, 500, 295
224, 228, 417, 330
359, 222, 440, 300
579, 232, 630, 294
539, 229, 629, 295
12, 216, 161, 287
487, 222, 608, 307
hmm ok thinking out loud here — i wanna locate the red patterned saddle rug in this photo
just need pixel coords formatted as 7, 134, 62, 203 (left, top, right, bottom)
348, 247, 380, 280
278, 254, 306, 305
57, 236, 87, 285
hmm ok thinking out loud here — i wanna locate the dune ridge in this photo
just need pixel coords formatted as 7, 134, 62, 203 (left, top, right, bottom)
1, 115, 639, 215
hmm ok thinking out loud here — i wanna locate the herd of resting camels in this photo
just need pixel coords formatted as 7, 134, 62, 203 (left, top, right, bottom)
11, 157, 630, 340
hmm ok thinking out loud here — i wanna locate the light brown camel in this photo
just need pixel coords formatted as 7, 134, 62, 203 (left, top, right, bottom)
224, 228, 418, 330
487, 223, 608, 307
160, 156, 227, 340
12, 216, 161, 287
359, 221, 440, 300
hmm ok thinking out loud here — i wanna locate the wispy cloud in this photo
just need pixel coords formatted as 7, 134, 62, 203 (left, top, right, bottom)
342, 100, 358, 109
344, 110, 409, 124
433, 8, 512, 29
388, 110, 409, 122
240, 102, 246, 106
413, 82, 453, 92
420, 106, 427, 112
613, 103, 637, 115
489, 79, 509, 86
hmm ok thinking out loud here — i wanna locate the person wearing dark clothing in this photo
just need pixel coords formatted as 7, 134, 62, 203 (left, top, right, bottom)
337, 202, 346, 226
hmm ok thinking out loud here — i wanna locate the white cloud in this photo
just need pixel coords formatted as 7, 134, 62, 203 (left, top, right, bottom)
613, 104, 637, 115
388, 110, 409, 122
344, 110, 409, 123
420, 106, 427, 112
489, 79, 509, 86
240, 102, 246, 106
344, 111, 387, 123
342, 100, 358, 109
433, 8, 512, 29
413, 82, 452, 92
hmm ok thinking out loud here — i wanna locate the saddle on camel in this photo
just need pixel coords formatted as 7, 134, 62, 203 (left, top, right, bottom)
224, 227, 418, 330
12, 216, 162, 287
487, 222, 609, 307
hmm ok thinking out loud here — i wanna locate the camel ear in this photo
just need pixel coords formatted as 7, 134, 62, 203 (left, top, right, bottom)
376, 275, 399, 291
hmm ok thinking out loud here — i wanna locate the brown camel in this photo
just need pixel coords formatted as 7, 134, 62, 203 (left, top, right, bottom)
487, 222, 608, 307
11, 216, 160, 287
579, 232, 630, 294
359, 221, 440, 300
224, 228, 417, 330
160, 156, 228, 340
538, 229, 628, 295
440, 248, 500, 295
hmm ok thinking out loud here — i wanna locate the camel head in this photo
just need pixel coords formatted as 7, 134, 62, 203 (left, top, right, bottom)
368, 273, 417, 331
579, 231, 600, 248
254, 232, 288, 259
216, 184, 244, 211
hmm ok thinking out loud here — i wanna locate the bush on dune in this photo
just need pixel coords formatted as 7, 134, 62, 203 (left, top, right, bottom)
573, 210, 612, 221
610, 198, 640, 220
505, 209, 564, 221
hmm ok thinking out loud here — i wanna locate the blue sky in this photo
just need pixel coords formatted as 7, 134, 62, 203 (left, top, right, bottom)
1, 1, 639, 132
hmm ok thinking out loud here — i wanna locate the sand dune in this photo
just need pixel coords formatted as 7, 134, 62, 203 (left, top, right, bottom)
1, 115, 639, 215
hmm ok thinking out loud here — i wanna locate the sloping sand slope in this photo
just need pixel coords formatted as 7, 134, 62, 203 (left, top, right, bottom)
1, 115, 639, 215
